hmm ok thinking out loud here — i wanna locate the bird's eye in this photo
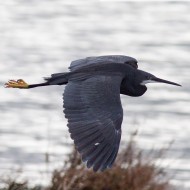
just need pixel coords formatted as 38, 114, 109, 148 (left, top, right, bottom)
146, 76, 151, 80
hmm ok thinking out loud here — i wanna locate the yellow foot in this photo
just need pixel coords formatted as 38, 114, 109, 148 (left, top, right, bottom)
5, 79, 29, 89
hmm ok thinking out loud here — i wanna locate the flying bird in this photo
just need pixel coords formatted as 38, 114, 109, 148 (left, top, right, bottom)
5, 55, 181, 172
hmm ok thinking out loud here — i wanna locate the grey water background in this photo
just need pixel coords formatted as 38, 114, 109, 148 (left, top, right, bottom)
0, 0, 190, 189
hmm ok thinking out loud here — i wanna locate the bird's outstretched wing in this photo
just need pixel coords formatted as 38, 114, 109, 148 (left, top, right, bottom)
69, 55, 138, 71
63, 75, 123, 171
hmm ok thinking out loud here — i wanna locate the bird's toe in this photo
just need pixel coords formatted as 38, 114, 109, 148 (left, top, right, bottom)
4, 79, 29, 88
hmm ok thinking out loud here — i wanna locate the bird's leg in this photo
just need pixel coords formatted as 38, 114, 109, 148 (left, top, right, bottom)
5, 79, 50, 89
5, 79, 29, 89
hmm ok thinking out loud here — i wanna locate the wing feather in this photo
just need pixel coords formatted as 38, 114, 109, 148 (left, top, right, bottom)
69, 55, 138, 71
63, 75, 123, 171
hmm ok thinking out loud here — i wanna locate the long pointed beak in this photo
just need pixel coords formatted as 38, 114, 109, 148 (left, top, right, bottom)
152, 77, 181, 86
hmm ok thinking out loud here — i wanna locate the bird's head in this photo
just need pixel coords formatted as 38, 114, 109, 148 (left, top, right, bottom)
137, 70, 181, 87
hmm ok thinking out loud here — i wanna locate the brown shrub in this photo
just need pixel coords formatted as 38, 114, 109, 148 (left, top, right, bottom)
48, 133, 174, 190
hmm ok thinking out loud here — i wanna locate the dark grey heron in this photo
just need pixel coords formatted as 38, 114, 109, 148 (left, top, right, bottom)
5, 55, 181, 172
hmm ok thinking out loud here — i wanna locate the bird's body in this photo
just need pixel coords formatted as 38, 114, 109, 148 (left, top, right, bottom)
5, 55, 181, 172
45, 55, 147, 97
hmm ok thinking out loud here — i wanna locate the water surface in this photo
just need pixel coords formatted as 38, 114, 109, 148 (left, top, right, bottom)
0, 1, 190, 189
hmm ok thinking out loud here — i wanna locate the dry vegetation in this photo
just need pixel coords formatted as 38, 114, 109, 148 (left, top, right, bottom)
1, 133, 174, 190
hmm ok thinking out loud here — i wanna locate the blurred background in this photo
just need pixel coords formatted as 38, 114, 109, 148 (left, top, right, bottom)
0, 0, 189, 189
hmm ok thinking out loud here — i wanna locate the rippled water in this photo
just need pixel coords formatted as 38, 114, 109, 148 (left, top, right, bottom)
0, 1, 190, 189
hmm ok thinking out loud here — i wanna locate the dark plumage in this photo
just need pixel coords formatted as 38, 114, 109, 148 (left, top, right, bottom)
5, 55, 181, 172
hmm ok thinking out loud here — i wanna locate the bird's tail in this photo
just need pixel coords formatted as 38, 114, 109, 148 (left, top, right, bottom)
44, 72, 69, 85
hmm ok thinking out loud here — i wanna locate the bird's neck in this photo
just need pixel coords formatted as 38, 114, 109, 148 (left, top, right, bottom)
134, 85, 147, 96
